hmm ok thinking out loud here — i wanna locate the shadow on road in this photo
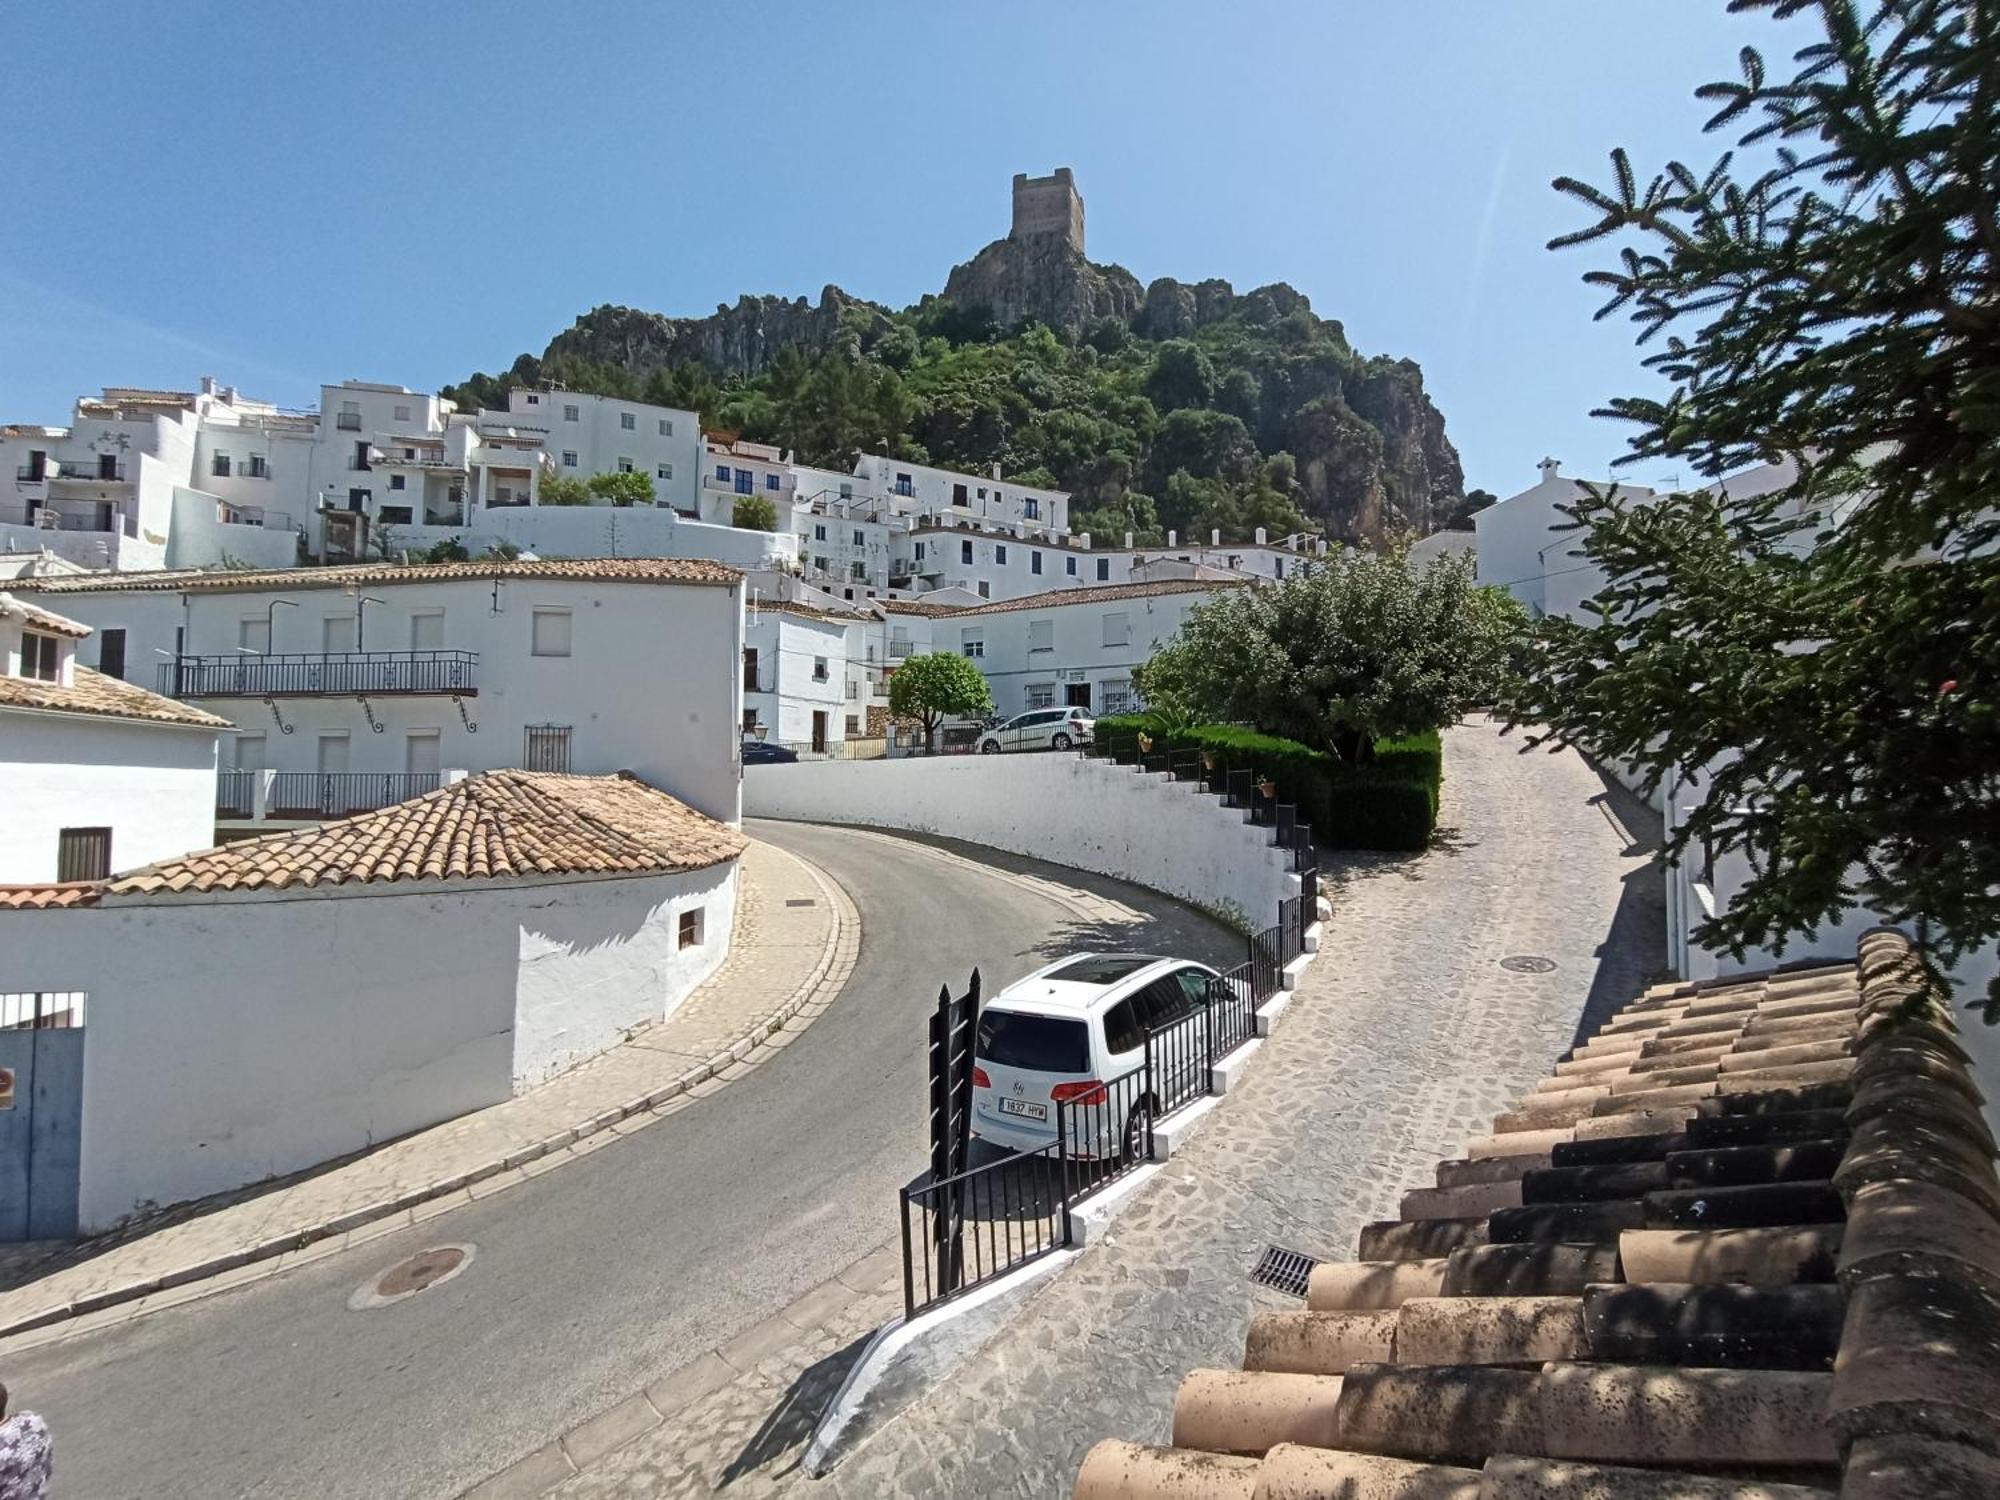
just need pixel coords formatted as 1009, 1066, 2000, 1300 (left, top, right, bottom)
718, 1328, 875, 1488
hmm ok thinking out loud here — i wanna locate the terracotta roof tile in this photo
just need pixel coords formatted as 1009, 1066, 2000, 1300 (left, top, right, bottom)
15, 557, 741, 597
1071, 932, 2000, 1499
950, 579, 1249, 617
0, 883, 101, 910
103, 770, 745, 898
0, 666, 231, 730
0, 592, 92, 637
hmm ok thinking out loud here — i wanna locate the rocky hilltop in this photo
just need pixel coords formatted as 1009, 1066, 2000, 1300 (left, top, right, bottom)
453, 184, 1466, 544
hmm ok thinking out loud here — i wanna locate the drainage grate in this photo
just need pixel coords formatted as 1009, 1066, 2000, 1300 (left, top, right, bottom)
1500, 955, 1558, 974
1249, 1245, 1320, 1297
785, 898, 817, 908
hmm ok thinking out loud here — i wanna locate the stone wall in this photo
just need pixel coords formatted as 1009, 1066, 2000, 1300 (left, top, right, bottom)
1010, 168, 1085, 253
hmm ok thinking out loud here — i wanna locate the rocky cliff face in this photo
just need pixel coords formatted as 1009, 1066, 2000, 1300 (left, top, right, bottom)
941, 233, 1144, 336
544, 288, 891, 380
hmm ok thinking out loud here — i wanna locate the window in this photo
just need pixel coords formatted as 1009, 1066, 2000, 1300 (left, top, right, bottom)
1102, 680, 1134, 715
895, 472, 913, 496
1026, 683, 1054, 709
975, 1010, 1088, 1073
247, 454, 268, 479
978, 487, 987, 500
410, 610, 444, 650
812, 556, 829, 573
742, 647, 759, 691
239, 616, 270, 655
715, 465, 731, 482
1066, 556, 1078, 577
1025, 498, 1040, 520
952, 482, 968, 507
389, 473, 406, 491
378, 505, 413, 525
813, 655, 829, 682
531, 608, 572, 657
620, 412, 637, 430
97, 628, 126, 680
18, 631, 59, 681
56, 828, 111, 883
847, 679, 860, 700
852, 529, 865, 546
1065, 682, 1091, 708
850, 561, 867, 581
1028, 619, 1054, 653
845, 714, 860, 736
562, 450, 579, 468
405, 730, 441, 776
337, 402, 361, 431
678, 908, 704, 950
914, 542, 926, 561
235, 733, 266, 773
960, 629, 984, 659
766, 474, 781, 491
618, 457, 634, 473
1174, 968, 1214, 1009
658, 418, 672, 436
394, 404, 411, 422
317, 731, 350, 774
1031, 551, 1043, 576
1102, 611, 1130, 647
524, 723, 572, 772
1096, 558, 1111, 581
735, 469, 753, 494
525, 393, 540, 405
657, 463, 673, 480
564, 404, 580, 422
995, 544, 1008, 565
322, 615, 356, 653
742, 708, 760, 733
1101, 999, 1144, 1057
211, 452, 231, 478
960, 539, 974, 565
977, 581, 991, 598
1275, 559, 1285, 579
813, 524, 827, 542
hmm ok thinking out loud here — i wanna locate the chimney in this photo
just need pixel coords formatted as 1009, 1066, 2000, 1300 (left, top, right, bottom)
1123, 531, 1133, 549
1211, 529, 1221, 546
1254, 527, 1267, 545
1167, 530, 1177, 547
1538, 457, 1562, 483
199, 375, 217, 397
1079, 532, 1091, 549
991, 462, 1002, 480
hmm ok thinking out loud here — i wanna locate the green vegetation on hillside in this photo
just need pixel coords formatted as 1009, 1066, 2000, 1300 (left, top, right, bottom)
445, 297, 1449, 548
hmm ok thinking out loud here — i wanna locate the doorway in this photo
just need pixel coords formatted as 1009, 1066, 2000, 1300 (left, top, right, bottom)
0, 993, 86, 1240
811, 711, 828, 755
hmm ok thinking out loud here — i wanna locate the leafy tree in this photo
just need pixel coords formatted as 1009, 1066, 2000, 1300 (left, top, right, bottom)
1144, 340, 1216, 412
587, 470, 656, 507
1505, 0, 2000, 1003
733, 494, 779, 532
539, 473, 591, 506
418, 537, 469, 563
1139, 549, 1527, 762
888, 651, 993, 754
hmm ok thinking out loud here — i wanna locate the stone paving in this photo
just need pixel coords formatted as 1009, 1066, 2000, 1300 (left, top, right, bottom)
542, 719, 1664, 1497
0, 837, 858, 1352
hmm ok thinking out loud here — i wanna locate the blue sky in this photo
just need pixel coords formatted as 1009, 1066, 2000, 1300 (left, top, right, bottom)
1, 2, 1791, 497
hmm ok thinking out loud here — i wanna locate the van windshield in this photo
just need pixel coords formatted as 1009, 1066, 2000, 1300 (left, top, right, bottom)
976, 1009, 1089, 1073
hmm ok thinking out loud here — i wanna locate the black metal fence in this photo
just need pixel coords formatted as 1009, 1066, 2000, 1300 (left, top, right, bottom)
216, 769, 255, 817
161, 650, 478, 699
900, 1143, 1070, 1317
268, 771, 441, 818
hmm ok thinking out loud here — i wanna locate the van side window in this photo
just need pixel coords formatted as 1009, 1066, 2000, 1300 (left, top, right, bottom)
1102, 999, 1144, 1055
1174, 968, 1214, 1008
1134, 976, 1195, 1032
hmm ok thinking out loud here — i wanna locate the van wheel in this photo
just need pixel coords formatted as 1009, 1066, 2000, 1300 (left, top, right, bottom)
1051, 732, 1073, 751
979, 739, 1000, 754
1120, 1101, 1152, 1164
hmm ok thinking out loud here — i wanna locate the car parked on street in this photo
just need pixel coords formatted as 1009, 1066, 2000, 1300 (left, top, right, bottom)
975, 706, 1094, 754
971, 952, 1220, 1161
741, 739, 799, 765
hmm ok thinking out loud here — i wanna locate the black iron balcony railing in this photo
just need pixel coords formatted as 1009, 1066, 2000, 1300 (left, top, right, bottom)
216, 768, 256, 817
268, 771, 441, 819
161, 650, 478, 698
53, 461, 127, 482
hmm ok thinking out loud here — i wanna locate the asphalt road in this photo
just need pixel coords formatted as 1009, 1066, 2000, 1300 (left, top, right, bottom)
9, 821, 1237, 1500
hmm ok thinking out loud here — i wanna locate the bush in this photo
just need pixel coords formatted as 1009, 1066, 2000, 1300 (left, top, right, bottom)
1093, 716, 1441, 852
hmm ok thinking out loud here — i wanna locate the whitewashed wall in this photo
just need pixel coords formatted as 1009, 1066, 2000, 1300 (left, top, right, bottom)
746, 755, 1298, 928
383, 506, 796, 574
1, 861, 738, 1230
0, 712, 218, 881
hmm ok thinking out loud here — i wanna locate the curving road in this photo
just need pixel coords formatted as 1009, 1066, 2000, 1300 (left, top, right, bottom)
7, 821, 1238, 1500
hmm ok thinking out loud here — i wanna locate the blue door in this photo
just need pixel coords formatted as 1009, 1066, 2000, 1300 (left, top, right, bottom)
0, 998, 86, 1241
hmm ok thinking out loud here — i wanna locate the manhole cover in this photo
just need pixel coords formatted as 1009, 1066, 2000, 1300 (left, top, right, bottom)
349, 1243, 475, 1310
1500, 955, 1558, 974
1249, 1245, 1320, 1298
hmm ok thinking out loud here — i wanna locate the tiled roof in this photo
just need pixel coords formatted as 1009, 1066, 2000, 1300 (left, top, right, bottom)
951, 578, 1249, 617
15, 557, 742, 597
0, 666, 232, 730
0, 884, 100, 910
105, 770, 745, 896
1075, 929, 2000, 1499
0, 591, 91, 637
877, 598, 972, 617
754, 601, 857, 625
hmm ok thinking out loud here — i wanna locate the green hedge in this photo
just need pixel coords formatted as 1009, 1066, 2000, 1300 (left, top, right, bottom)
1092, 717, 1442, 852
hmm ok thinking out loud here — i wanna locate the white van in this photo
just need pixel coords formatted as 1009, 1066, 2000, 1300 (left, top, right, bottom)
971, 953, 1221, 1161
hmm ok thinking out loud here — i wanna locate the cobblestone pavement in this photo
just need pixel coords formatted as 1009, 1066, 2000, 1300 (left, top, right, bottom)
549, 719, 1664, 1497
0, 837, 856, 1351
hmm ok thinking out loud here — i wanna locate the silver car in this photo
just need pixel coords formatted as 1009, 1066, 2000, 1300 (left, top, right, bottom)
976, 706, 1094, 754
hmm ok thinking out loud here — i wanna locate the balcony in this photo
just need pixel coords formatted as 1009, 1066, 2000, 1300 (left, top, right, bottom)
218, 771, 443, 820
336, 412, 363, 431
373, 449, 464, 471
162, 650, 479, 699
0, 502, 123, 533
888, 640, 914, 659
50, 461, 128, 484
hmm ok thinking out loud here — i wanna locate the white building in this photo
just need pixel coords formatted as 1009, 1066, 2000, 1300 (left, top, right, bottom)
852, 454, 1068, 535
741, 601, 861, 754
17, 557, 747, 828
0, 592, 225, 885
0, 769, 743, 1234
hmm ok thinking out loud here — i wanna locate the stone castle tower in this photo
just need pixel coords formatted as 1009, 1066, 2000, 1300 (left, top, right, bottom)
1010, 168, 1085, 255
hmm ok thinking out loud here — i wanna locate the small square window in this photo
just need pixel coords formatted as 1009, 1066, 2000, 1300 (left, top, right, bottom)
562, 450, 579, 467
57, 827, 111, 882
678, 907, 704, 949
658, 418, 672, 436
766, 474, 780, 491
1066, 556, 1078, 576
618, 457, 634, 473
394, 404, 411, 422
657, 463, 673, 480
845, 714, 860, 736
389, 473, 406, 490
1096, 558, 1110, 581
20, 632, 59, 681
852, 529, 865, 546
565, 404, 580, 422
814, 524, 827, 542
995, 544, 1008, 564
531, 608, 572, 657
813, 656, 829, 681
620, 412, 636, 430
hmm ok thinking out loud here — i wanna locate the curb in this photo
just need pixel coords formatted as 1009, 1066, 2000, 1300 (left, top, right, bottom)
0, 843, 859, 1349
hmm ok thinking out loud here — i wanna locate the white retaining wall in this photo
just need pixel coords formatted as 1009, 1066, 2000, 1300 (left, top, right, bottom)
746, 755, 1298, 928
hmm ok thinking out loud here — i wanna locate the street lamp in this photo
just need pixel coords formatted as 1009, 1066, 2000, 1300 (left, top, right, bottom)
262, 597, 298, 653
354, 594, 386, 651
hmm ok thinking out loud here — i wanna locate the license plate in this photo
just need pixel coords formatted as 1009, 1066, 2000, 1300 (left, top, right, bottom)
997, 1097, 1048, 1121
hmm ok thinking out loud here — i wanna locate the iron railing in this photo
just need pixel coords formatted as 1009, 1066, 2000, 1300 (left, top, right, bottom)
53, 461, 126, 482
1208, 964, 1260, 1059
267, 771, 441, 818
160, 650, 478, 698
216, 769, 256, 817
899, 1143, 1070, 1318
